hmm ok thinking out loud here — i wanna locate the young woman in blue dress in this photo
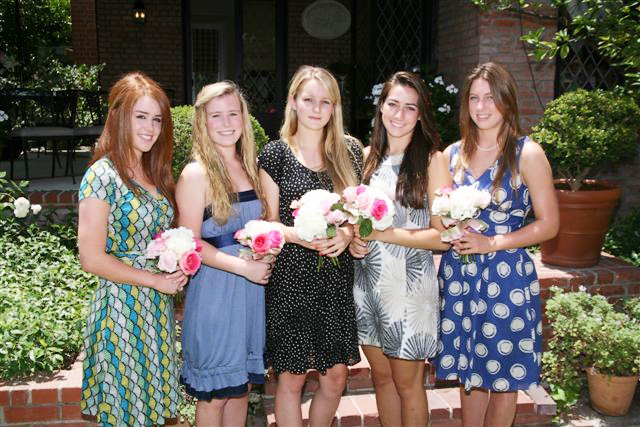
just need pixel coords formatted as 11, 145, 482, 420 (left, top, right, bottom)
78, 73, 187, 425
175, 82, 271, 426
437, 62, 559, 427
349, 71, 451, 427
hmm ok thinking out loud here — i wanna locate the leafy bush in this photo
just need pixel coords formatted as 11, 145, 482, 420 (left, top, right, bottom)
171, 105, 269, 179
531, 88, 640, 191
603, 208, 640, 267
0, 172, 96, 379
542, 287, 640, 412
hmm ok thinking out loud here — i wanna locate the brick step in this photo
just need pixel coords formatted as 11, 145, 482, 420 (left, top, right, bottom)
264, 386, 556, 427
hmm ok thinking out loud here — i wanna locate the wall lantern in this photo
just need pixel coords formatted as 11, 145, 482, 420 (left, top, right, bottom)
133, 0, 146, 24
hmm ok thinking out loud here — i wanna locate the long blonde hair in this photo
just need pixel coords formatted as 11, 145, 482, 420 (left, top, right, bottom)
280, 65, 359, 192
191, 81, 264, 223
457, 62, 522, 189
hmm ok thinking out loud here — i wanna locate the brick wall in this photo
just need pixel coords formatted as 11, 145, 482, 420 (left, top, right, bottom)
437, 1, 556, 132
71, 0, 98, 65
96, 0, 185, 104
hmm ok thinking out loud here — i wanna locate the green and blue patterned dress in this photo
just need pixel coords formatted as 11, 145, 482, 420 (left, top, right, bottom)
79, 158, 179, 426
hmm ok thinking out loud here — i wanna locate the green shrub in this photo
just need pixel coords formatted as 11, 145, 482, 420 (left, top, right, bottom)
171, 106, 269, 180
531, 88, 640, 191
603, 208, 640, 267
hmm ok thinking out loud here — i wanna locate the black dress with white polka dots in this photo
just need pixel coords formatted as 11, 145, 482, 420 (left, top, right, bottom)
259, 139, 363, 375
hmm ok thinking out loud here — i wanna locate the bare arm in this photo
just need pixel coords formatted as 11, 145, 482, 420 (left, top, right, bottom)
454, 139, 559, 254
78, 198, 186, 294
177, 162, 270, 285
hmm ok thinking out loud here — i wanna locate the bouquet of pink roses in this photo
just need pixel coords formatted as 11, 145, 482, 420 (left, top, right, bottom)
234, 220, 285, 262
431, 185, 491, 263
342, 184, 395, 237
291, 189, 347, 269
145, 226, 203, 275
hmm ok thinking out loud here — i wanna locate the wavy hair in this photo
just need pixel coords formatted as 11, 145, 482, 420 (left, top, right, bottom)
92, 72, 176, 210
191, 81, 264, 224
280, 65, 359, 192
457, 62, 522, 188
363, 71, 441, 208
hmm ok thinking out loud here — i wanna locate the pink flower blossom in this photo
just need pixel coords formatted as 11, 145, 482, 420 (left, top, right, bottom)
267, 230, 283, 248
251, 233, 271, 255
342, 186, 358, 203
179, 249, 202, 275
356, 191, 372, 210
157, 250, 178, 273
146, 237, 167, 258
325, 209, 346, 225
370, 198, 388, 221
356, 184, 367, 195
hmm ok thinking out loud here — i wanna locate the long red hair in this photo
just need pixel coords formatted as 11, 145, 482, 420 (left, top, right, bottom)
92, 72, 176, 210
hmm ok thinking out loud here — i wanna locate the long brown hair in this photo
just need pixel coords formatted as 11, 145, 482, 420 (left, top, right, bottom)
280, 65, 359, 193
191, 81, 264, 224
92, 72, 176, 209
363, 71, 441, 208
457, 62, 522, 188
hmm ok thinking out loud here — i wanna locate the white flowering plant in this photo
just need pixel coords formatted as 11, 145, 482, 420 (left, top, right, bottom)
0, 171, 41, 220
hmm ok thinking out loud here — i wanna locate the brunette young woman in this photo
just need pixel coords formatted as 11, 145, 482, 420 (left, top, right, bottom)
258, 65, 363, 426
349, 71, 451, 426
437, 62, 559, 427
78, 72, 186, 425
175, 82, 271, 426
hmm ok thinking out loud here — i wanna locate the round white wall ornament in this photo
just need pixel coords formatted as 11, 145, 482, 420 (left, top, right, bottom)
301, 0, 351, 40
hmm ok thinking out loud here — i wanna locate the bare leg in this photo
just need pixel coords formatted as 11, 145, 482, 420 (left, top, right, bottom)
221, 394, 249, 427
460, 387, 489, 427
274, 371, 306, 427
484, 391, 517, 427
389, 357, 428, 427
309, 364, 348, 427
362, 345, 402, 426
195, 398, 226, 427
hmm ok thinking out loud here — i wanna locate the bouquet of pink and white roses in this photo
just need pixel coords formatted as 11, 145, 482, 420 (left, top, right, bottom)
291, 189, 347, 269
431, 185, 491, 263
342, 184, 395, 237
234, 220, 285, 262
145, 226, 203, 275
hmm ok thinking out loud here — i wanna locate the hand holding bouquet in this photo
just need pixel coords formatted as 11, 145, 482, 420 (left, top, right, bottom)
146, 226, 203, 275
234, 220, 285, 263
431, 185, 491, 263
342, 184, 395, 237
291, 189, 346, 269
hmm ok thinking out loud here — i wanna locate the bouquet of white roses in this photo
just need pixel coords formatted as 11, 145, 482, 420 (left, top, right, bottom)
341, 184, 395, 237
234, 220, 285, 262
291, 189, 346, 269
431, 185, 491, 263
145, 226, 202, 275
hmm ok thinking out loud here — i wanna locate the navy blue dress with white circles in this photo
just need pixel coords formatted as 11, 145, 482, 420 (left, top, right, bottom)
436, 137, 543, 392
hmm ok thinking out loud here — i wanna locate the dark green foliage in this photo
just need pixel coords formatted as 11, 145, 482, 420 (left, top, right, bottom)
603, 208, 640, 267
171, 105, 270, 179
531, 88, 640, 190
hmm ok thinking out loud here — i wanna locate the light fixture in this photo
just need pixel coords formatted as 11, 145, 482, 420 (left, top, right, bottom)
133, 0, 146, 24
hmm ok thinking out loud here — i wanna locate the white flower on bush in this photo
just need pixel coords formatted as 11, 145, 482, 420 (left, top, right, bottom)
438, 104, 452, 114
446, 84, 459, 94
433, 76, 444, 85
160, 226, 197, 255
12, 197, 30, 218
30, 204, 42, 214
0, 110, 7, 122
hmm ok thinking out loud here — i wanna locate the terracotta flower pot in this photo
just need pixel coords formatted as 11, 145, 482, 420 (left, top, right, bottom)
540, 179, 620, 268
586, 367, 639, 416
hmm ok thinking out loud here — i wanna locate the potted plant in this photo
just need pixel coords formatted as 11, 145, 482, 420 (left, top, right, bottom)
531, 88, 640, 267
543, 287, 640, 416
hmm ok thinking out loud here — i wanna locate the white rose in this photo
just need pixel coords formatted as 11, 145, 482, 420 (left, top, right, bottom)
30, 204, 42, 214
294, 208, 328, 242
14, 197, 30, 211
162, 226, 196, 256
431, 196, 452, 216
14, 207, 29, 218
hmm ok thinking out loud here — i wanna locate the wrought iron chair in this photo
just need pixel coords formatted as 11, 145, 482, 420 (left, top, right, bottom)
69, 91, 107, 182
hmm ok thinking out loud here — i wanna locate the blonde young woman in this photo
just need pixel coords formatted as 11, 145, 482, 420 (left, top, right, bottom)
349, 71, 451, 427
176, 82, 271, 427
258, 65, 363, 425
437, 62, 559, 427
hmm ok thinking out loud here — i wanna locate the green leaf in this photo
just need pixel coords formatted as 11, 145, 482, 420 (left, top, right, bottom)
358, 219, 373, 237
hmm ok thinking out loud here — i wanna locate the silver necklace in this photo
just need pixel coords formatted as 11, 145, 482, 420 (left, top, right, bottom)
475, 143, 499, 152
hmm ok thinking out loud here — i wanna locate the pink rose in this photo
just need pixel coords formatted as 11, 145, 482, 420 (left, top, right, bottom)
436, 186, 454, 196
325, 209, 346, 225
179, 249, 202, 275
195, 238, 203, 252
157, 250, 178, 273
146, 237, 167, 258
292, 208, 299, 217
370, 198, 388, 221
251, 233, 270, 255
234, 229, 248, 242
342, 186, 358, 203
356, 191, 372, 211
356, 184, 367, 195
267, 230, 284, 248
319, 199, 333, 215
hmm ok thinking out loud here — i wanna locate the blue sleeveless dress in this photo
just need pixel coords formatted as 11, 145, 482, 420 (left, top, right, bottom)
436, 137, 542, 392
180, 190, 265, 399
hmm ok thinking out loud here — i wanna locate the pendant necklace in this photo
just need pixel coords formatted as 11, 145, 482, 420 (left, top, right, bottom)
475, 143, 499, 152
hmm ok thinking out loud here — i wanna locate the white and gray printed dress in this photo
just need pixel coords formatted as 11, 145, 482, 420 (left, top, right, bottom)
354, 153, 440, 360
